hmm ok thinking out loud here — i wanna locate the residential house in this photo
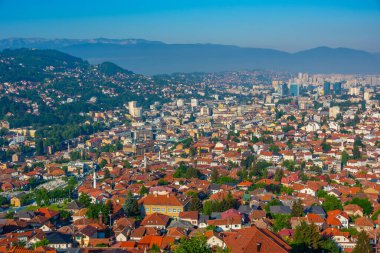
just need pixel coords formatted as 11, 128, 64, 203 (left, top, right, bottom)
138, 193, 190, 218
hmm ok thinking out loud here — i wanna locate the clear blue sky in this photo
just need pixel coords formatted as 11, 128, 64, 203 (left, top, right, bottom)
0, 0, 379, 52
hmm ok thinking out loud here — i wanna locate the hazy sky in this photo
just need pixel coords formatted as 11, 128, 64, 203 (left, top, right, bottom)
0, 0, 379, 52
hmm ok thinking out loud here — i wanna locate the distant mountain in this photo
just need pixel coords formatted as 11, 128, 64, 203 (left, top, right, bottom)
0, 38, 379, 75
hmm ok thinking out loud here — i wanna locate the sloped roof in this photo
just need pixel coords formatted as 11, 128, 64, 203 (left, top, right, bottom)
223, 226, 292, 253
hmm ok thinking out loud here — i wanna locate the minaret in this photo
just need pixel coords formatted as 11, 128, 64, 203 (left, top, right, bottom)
143, 155, 147, 169
93, 169, 97, 189
158, 151, 161, 161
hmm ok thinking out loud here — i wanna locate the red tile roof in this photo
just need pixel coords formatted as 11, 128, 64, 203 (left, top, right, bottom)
223, 226, 292, 253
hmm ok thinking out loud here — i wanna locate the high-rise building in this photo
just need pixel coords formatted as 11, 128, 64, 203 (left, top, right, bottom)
333, 82, 342, 95
128, 101, 137, 114
279, 83, 289, 97
290, 83, 299, 97
323, 82, 331, 95
133, 107, 142, 118
128, 101, 142, 117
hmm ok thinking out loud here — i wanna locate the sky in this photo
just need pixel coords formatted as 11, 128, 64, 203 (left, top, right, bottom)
0, 0, 379, 52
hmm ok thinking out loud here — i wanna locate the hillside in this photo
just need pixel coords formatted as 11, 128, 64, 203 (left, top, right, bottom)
0, 48, 164, 129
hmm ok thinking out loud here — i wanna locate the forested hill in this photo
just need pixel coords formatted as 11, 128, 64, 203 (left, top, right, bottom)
0, 48, 166, 129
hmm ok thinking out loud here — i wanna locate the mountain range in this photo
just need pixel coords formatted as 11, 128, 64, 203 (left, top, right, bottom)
1, 38, 379, 75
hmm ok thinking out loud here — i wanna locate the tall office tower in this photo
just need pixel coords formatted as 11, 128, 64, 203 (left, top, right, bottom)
133, 107, 142, 118
333, 82, 342, 95
191, 98, 199, 107
279, 83, 289, 97
323, 82, 331, 95
128, 101, 137, 114
290, 83, 299, 97
128, 101, 142, 117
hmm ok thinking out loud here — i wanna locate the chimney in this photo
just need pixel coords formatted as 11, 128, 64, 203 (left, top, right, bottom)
256, 242, 262, 252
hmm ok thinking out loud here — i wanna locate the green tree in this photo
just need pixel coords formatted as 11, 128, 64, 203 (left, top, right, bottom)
371, 209, 380, 221
189, 147, 197, 157
202, 201, 213, 215
321, 142, 332, 152
316, 189, 327, 198
34, 238, 49, 248
273, 214, 291, 232
151, 244, 160, 253
211, 168, 220, 183
174, 234, 212, 253
189, 195, 202, 212
269, 145, 280, 154
123, 160, 132, 169
274, 168, 284, 182
104, 168, 111, 179
292, 221, 321, 252
352, 231, 372, 253
78, 193, 92, 207
140, 185, 149, 196
173, 162, 202, 179
0, 196, 9, 205
291, 199, 304, 217
123, 190, 140, 217
99, 159, 107, 168
59, 210, 71, 220
36, 139, 44, 155
341, 150, 349, 166
67, 176, 77, 191
216, 176, 237, 185
322, 195, 342, 212
353, 146, 361, 160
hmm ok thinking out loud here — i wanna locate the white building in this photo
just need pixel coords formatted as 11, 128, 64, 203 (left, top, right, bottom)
177, 99, 184, 107
305, 122, 321, 133
329, 106, 340, 118
191, 98, 199, 107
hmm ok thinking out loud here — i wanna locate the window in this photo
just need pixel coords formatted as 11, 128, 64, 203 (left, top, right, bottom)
168, 208, 172, 212
152, 208, 156, 212
162, 208, 165, 212
145, 208, 150, 212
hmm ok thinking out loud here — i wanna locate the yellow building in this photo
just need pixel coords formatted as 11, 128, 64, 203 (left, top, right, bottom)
11, 196, 22, 207
138, 193, 190, 218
